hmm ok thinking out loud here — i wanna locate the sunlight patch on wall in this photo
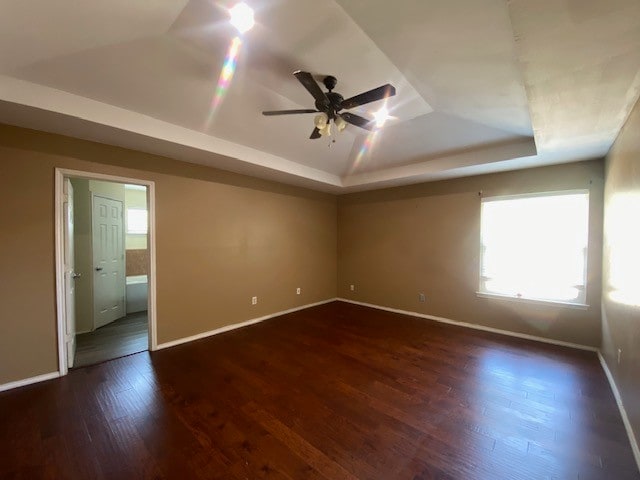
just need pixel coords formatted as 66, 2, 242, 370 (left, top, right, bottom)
606, 192, 640, 307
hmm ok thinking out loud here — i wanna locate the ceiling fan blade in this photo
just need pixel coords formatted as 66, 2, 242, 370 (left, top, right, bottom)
262, 109, 318, 116
294, 70, 329, 106
310, 127, 322, 139
340, 112, 374, 131
341, 84, 396, 110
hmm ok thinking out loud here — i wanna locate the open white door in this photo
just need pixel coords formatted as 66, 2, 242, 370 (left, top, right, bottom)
63, 179, 77, 368
92, 195, 126, 329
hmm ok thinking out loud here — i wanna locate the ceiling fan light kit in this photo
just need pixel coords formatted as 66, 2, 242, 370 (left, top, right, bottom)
262, 71, 396, 139
314, 113, 332, 137
314, 112, 328, 128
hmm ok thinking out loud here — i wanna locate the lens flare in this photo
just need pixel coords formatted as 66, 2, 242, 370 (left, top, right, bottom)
373, 106, 390, 128
205, 36, 242, 128
346, 130, 379, 175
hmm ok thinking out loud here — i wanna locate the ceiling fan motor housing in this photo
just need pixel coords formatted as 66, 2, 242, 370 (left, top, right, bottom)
315, 76, 343, 118
323, 75, 338, 91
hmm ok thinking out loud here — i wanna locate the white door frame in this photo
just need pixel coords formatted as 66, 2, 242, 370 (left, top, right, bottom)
54, 168, 158, 376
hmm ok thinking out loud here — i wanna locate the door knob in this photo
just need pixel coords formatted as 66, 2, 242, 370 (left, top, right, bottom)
72, 272, 82, 279
95, 267, 103, 271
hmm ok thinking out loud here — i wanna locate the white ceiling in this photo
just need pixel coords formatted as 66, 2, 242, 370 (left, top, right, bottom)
0, 0, 638, 193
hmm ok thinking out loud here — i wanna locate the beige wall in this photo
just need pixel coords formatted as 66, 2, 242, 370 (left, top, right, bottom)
602, 98, 640, 446
338, 160, 604, 347
125, 186, 148, 250
0, 120, 613, 389
0, 124, 337, 385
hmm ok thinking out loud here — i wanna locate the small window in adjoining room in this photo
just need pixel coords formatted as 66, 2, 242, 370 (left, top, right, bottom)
479, 190, 590, 306
126, 208, 148, 235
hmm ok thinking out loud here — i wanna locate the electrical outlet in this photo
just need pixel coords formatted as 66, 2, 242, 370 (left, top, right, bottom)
618, 348, 622, 364
419, 293, 426, 303
350, 284, 355, 292
296, 287, 301, 295
251, 296, 258, 305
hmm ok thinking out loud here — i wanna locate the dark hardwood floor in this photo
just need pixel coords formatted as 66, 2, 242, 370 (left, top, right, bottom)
1, 302, 637, 479
74, 312, 148, 368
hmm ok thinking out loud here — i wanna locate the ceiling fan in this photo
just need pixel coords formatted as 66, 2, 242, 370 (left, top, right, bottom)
262, 71, 396, 139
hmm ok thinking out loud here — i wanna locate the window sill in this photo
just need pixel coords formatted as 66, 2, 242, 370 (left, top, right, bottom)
475, 292, 589, 310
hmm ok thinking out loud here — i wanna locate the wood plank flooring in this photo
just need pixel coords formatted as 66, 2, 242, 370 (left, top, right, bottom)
74, 312, 148, 368
1, 301, 637, 479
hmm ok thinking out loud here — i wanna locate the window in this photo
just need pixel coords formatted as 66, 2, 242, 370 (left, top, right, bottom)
126, 208, 148, 235
479, 191, 589, 305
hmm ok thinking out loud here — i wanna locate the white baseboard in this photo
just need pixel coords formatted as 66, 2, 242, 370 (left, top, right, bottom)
337, 298, 598, 352
0, 371, 60, 393
1, 299, 637, 474
598, 352, 640, 472
156, 298, 338, 350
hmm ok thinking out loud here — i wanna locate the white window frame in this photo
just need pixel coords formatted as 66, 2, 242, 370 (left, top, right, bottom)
477, 189, 590, 309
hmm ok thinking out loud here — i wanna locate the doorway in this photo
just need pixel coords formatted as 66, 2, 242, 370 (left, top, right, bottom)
55, 169, 157, 375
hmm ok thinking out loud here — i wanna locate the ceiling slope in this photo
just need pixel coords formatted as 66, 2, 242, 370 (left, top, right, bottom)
0, 0, 637, 192
507, 0, 640, 156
